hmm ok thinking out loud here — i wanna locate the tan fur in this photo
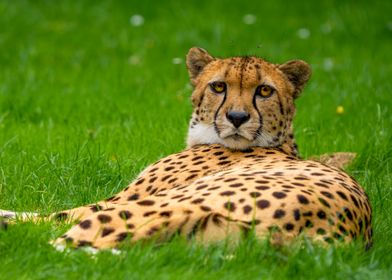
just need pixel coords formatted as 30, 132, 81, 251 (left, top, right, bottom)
1, 48, 371, 250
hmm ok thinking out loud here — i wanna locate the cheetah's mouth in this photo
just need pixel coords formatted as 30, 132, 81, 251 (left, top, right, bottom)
220, 130, 254, 142
226, 133, 246, 140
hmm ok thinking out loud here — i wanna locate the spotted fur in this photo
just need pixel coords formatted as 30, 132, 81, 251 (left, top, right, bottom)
0, 48, 372, 250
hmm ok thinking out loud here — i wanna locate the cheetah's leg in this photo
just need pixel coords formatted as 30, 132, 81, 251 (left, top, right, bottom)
0, 175, 156, 224
0, 179, 150, 223
0, 201, 122, 224
53, 203, 250, 249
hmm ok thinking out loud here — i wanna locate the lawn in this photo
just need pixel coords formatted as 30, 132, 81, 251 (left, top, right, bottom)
0, 0, 391, 279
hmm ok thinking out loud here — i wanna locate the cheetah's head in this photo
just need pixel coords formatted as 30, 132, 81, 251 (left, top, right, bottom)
185, 47, 311, 152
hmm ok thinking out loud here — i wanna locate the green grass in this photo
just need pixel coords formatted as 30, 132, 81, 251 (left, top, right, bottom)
0, 0, 391, 279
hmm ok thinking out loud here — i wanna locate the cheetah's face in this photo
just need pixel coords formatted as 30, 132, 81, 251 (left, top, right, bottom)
186, 47, 311, 150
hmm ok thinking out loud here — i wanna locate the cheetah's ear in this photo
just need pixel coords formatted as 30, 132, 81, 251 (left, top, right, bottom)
186, 47, 215, 85
278, 60, 312, 98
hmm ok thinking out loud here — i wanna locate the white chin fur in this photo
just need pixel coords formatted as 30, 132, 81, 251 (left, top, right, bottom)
186, 123, 274, 150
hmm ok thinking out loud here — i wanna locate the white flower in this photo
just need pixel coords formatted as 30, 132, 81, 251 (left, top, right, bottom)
243, 14, 257, 25
297, 28, 310, 39
323, 58, 334, 71
172, 57, 183, 64
130, 14, 144, 27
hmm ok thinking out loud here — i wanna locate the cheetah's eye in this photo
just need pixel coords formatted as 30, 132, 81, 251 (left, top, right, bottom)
209, 81, 226, 94
255, 85, 274, 98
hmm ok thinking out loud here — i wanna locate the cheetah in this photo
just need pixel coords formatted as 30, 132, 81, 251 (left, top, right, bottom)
0, 47, 372, 250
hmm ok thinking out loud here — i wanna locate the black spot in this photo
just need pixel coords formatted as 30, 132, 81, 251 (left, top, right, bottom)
97, 214, 112, 224
311, 172, 324, 176
256, 186, 270, 190
168, 178, 178, 184
178, 154, 189, 159
116, 232, 132, 242
229, 183, 243, 188
297, 194, 309, 204
294, 177, 309, 181
90, 205, 102, 212
147, 226, 161, 236
358, 218, 363, 232
143, 211, 157, 217
161, 175, 172, 182
305, 220, 313, 228
164, 166, 175, 171
101, 227, 115, 237
293, 209, 301, 221
250, 192, 261, 198
337, 212, 345, 222
137, 200, 155, 206
333, 232, 343, 240
272, 192, 287, 199
302, 211, 313, 217
160, 211, 172, 217
186, 174, 199, 181
273, 209, 286, 219
320, 191, 334, 199
196, 184, 208, 190
191, 198, 204, 204
77, 240, 92, 247
350, 194, 360, 208
317, 228, 326, 235
284, 223, 294, 231
318, 197, 331, 208
192, 156, 204, 161
128, 194, 140, 201
149, 176, 157, 183
323, 237, 334, 244
65, 237, 74, 244
119, 210, 132, 220
255, 180, 269, 184
336, 191, 348, 201
243, 205, 252, 214
224, 202, 236, 212
223, 178, 237, 182
343, 207, 353, 221
339, 225, 348, 235
200, 205, 212, 212
220, 191, 235, 196
79, 219, 92, 229
135, 178, 145, 185
315, 182, 329, 188
317, 210, 326, 219
257, 199, 270, 209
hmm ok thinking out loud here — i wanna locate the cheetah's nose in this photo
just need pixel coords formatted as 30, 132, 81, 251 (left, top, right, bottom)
226, 111, 250, 128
